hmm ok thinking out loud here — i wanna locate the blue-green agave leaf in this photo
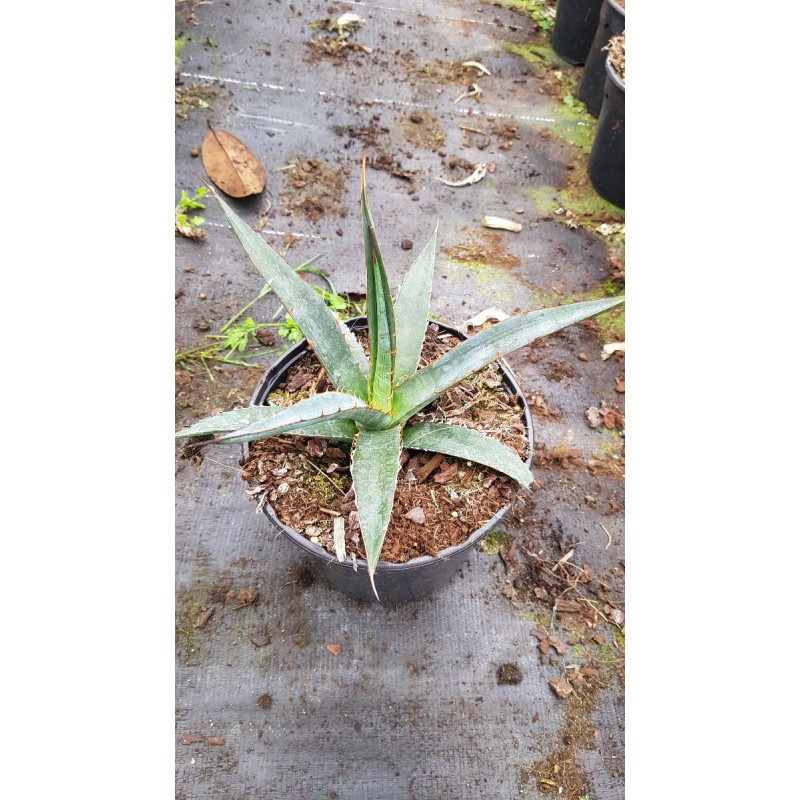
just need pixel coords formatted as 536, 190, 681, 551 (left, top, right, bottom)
392, 297, 625, 423
176, 406, 282, 439
211, 189, 369, 399
216, 393, 391, 444
180, 406, 357, 442
360, 157, 396, 413
393, 225, 437, 387
403, 422, 532, 487
175, 405, 357, 442
350, 426, 403, 599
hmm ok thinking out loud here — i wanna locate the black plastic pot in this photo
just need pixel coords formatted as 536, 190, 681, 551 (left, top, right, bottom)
551, 0, 604, 66
243, 316, 534, 604
588, 55, 624, 209
577, 0, 625, 117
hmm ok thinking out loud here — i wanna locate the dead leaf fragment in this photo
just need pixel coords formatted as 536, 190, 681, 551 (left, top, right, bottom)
180, 733, 205, 745
327, 643, 342, 655
601, 341, 625, 361
462, 60, 491, 75
202, 128, 266, 198
436, 162, 487, 187
465, 306, 510, 329
206, 736, 225, 746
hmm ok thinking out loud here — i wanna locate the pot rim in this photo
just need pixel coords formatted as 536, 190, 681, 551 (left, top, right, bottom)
604, 53, 625, 93
243, 315, 535, 574
606, 0, 625, 17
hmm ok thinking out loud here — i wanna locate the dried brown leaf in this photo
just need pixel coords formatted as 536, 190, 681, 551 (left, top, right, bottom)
202, 128, 266, 198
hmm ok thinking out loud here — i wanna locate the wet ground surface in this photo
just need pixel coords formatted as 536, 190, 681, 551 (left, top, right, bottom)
175, 1, 625, 798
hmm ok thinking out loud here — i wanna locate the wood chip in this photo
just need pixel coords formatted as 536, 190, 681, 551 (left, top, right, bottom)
433, 461, 459, 484
415, 452, 444, 482
404, 507, 426, 525
554, 598, 582, 613
549, 676, 573, 699
180, 733, 205, 745
327, 644, 342, 655
195, 607, 214, 629
333, 516, 346, 562
482, 216, 522, 233
206, 736, 225, 746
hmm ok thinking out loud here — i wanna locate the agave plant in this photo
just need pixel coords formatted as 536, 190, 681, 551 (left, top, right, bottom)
177, 157, 625, 598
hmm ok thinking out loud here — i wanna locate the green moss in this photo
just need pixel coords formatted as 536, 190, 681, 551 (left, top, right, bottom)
614, 628, 625, 650
596, 434, 624, 457
175, 36, 188, 62
481, 529, 507, 555
531, 286, 567, 308
301, 469, 348, 503
489, 0, 557, 31
596, 643, 617, 663
175, 587, 212, 666
599, 279, 624, 297
522, 613, 552, 629
440, 261, 520, 308
527, 183, 622, 221
561, 296, 624, 340
539, 100, 596, 151
595, 307, 625, 340
504, 41, 564, 71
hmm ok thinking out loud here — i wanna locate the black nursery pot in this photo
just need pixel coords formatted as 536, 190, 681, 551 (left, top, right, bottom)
577, 0, 625, 117
551, 0, 604, 66
243, 316, 534, 604
588, 55, 625, 209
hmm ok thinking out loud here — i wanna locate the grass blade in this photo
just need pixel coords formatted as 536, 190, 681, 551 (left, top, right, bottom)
350, 426, 403, 598
393, 225, 437, 387
403, 423, 532, 487
210, 188, 369, 399
392, 297, 624, 423
215, 393, 391, 444
360, 155, 396, 413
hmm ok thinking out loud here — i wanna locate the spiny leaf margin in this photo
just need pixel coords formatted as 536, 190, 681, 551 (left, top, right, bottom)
392, 297, 625, 424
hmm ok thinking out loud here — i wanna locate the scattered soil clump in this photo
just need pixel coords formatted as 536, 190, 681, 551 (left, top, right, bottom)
399, 110, 445, 150
279, 157, 347, 220
175, 84, 218, 120
443, 230, 520, 270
